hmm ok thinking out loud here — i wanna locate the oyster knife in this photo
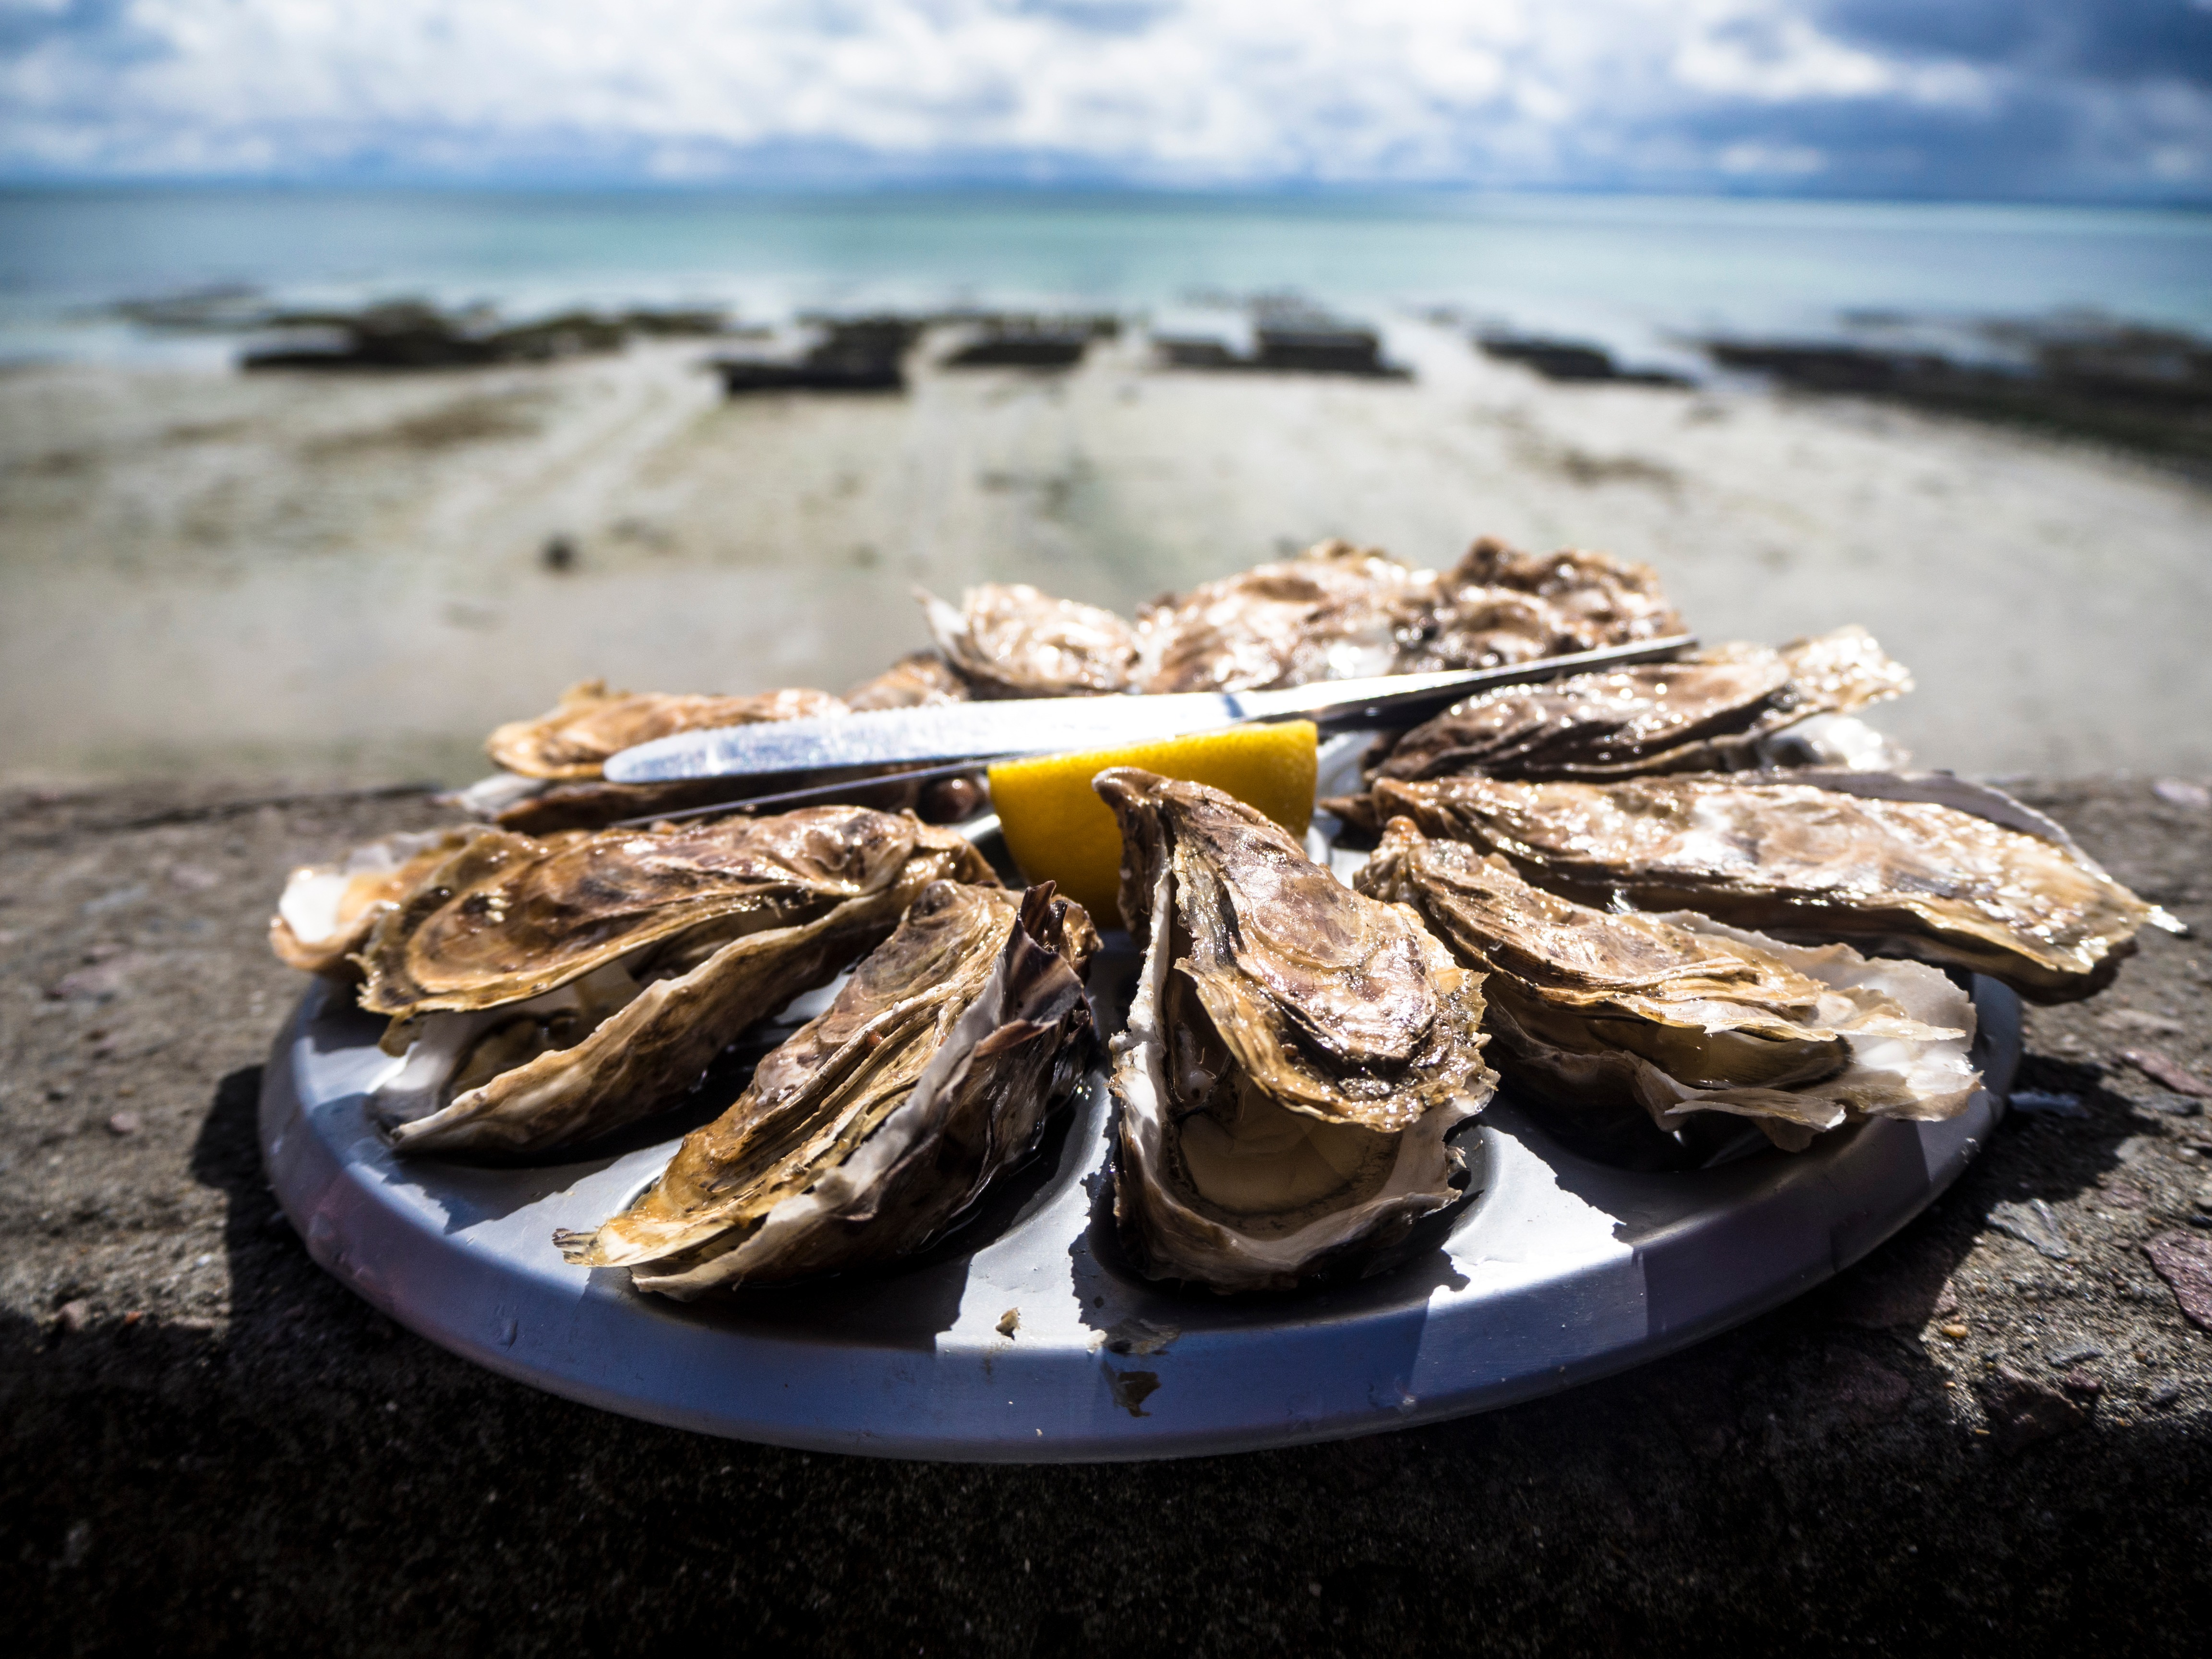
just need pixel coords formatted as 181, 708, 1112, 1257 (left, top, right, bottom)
604, 635, 1696, 783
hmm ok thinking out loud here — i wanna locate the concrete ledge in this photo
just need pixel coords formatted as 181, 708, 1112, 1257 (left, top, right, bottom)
2, 779, 2207, 1652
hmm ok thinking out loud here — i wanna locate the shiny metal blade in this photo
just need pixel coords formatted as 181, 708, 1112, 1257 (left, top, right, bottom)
603, 635, 1696, 783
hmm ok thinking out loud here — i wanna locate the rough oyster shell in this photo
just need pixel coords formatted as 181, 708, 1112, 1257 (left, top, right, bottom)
1133, 540, 1428, 694
486, 677, 847, 781
1356, 822, 1979, 1151
357, 805, 990, 1018
559, 881, 1099, 1294
1095, 769, 1496, 1294
920, 582, 1139, 698
1357, 626, 1910, 793
268, 827, 493, 979
843, 649, 974, 710
1367, 770, 2166, 1002
1397, 536, 1684, 672
356, 807, 998, 1158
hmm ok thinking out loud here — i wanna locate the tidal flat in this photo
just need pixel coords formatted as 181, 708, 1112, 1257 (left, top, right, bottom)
2, 322, 2208, 785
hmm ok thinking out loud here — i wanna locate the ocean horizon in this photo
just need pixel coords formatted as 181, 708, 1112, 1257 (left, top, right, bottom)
5, 184, 2209, 370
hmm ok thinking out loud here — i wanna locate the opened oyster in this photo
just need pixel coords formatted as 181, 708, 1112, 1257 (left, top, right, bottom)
1330, 627, 1911, 824
1394, 536, 1684, 672
921, 582, 1139, 697
1132, 540, 1432, 693
359, 806, 997, 1157
844, 650, 973, 710
559, 881, 1098, 1294
1357, 821, 1979, 1152
1368, 771, 2167, 1002
486, 677, 848, 781
269, 827, 492, 978
1095, 770, 1495, 1294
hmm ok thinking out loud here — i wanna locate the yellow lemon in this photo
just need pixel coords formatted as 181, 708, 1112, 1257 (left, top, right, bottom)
987, 721, 1317, 930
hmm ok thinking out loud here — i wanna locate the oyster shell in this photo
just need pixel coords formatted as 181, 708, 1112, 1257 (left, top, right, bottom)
269, 827, 490, 978
1356, 821, 1979, 1151
1133, 540, 1430, 693
486, 678, 848, 781
358, 805, 989, 1017
920, 582, 1139, 697
559, 881, 1099, 1293
844, 649, 973, 710
1395, 537, 1684, 672
1095, 769, 1496, 1293
1334, 627, 1911, 819
359, 807, 998, 1158
1367, 771, 2165, 1002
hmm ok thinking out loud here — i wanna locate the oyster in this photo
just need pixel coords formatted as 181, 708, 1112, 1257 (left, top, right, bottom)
1095, 770, 1496, 1293
1395, 536, 1684, 672
844, 650, 973, 710
486, 677, 848, 781
1357, 821, 1979, 1151
1367, 771, 2166, 1002
920, 582, 1139, 697
1334, 627, 1911, 819
559, 881, 1098, 1293
1132, 540, 1431, 693
361, 807, 998, 1157
269, 827, 490, 978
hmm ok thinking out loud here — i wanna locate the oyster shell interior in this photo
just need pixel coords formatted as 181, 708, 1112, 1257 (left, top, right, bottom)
1367, 770, 2164, 1002
357, 807, 997, 1159
560, 881, 1098, 1295
1357, 821, 1980, 1153
1096, 769, 1497, 1294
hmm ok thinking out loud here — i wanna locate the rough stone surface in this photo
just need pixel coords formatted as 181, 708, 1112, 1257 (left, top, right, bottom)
3, 777, 2211, 1653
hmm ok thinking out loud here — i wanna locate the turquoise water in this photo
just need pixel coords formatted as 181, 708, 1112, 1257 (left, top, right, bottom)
3, 186, 2208, 363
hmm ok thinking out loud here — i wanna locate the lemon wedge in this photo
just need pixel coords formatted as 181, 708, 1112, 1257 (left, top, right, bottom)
987, 721, 1317, 929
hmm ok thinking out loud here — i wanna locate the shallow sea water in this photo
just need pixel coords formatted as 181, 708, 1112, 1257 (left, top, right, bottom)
4, 186, 2209, 367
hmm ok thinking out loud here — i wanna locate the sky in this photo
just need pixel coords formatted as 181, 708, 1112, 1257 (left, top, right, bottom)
1, 0, 2209, 201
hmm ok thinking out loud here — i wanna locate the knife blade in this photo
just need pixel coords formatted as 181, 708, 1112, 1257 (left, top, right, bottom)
603, 635, 1696, 783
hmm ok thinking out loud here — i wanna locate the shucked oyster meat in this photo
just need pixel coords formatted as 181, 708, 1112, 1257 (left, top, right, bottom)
1351, 626, 1911, 800
920, 582, 1140, 697
1096, 770, 1495, 1293
1357, 821, 1979, 1152
1369, 771, 2168, 1002
560, 881, 1098, 1295
355, 806, 996, 1157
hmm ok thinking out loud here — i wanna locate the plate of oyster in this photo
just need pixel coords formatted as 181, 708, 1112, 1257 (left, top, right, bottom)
261, 537, 2171, 1459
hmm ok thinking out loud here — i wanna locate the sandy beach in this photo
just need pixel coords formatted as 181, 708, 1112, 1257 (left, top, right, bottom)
3, 320, 2208, 786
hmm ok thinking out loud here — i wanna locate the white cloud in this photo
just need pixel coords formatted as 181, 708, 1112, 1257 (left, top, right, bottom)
0, 0, 2203, 194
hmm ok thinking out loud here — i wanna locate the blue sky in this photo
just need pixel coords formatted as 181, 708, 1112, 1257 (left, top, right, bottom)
2, 1, 2208, 201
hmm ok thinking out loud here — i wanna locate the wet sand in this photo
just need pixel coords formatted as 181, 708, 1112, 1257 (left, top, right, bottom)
3, 323, 2208, 785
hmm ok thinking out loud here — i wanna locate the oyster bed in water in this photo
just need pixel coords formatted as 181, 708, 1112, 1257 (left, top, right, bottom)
1097, 770, 1496, 1294
354, 806, 995, 1158
1356, 821, 1978, 1153
560, 882, 1098, 1295
1367, 771, 2167, 1002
